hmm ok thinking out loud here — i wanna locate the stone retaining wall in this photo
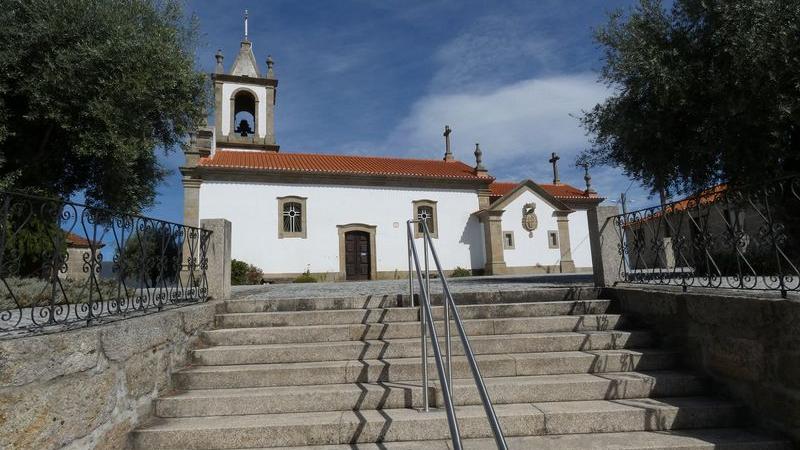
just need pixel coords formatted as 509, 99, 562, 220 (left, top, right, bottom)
0, 301, 222, 450
607, 287, 800, 443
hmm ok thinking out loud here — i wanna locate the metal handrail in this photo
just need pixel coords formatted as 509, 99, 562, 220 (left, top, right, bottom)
406, 221, 461, 448
406, 219, 509, 450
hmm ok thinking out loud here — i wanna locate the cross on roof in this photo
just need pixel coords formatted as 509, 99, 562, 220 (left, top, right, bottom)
549, 152, 560, 184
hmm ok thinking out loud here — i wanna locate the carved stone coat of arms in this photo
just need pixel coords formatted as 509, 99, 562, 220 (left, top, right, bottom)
522, 203, 538, 236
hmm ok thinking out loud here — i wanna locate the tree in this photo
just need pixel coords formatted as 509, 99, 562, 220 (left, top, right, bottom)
581, 0, 800, 196
118, 225, 181, 287
0, 0, 208, 213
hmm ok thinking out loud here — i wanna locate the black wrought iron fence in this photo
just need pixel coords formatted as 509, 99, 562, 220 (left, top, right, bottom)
612, 175, 800, 297
0, 191, 211, 337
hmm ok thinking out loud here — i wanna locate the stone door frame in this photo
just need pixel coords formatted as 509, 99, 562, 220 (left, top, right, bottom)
337, 223, 377, 281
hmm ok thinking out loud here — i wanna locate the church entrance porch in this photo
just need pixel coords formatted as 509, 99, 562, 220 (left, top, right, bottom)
337, 223, 377, 281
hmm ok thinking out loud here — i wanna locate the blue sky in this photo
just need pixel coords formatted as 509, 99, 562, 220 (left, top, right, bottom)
146, 0, 651, 223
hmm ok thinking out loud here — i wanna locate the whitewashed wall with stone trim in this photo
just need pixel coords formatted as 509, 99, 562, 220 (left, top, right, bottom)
199, 181, 486, 276
499, 189, 563, 269
0, 302, 219, 450
568, 209, 592, 269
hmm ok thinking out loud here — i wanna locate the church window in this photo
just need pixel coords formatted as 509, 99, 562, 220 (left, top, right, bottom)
413, 200, 438, 238
548, 230, 559, 249
277, 196, 307, 238
503, 231, 515, 249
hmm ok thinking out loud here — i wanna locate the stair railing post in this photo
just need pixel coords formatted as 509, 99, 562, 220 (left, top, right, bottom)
408, 221, 429, 412
407, 230, 414, 308
424, 220, 452, 398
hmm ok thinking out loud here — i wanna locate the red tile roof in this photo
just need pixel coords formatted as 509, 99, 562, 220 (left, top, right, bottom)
200, 150, 492, 181
65, 232, 105, 248
490, 180, 600, 201
489, 182, 519, 201
540, 183, 599, 200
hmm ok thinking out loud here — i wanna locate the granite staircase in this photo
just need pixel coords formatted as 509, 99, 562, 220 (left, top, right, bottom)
132, 292, 790, 449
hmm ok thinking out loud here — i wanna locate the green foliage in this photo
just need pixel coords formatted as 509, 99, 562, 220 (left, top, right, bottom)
231, 259, 262, 285
582, 0, 800, 195
119, 226, 180, 286
450, 266, 472, 277
293, 268, 317, 283
0, 0, 208, 212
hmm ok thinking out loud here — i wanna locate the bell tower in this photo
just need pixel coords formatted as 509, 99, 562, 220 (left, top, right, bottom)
212, 10, 279, 152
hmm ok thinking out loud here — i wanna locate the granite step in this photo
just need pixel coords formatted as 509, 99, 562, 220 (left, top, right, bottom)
157, 371, 704, 417
132, 397, 745, 449
215, 300, 612, 328
202, 314, 625, 346
256, 428, 791, 450
193, 330, 652, 365
175, 349, 681, 389
225, 287, 604, 313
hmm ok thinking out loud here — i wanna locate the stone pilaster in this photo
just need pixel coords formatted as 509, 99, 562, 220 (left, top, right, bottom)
201, 218, 232, 300
477, 188, 492, 210
587, 205, 623, 287
182, 178, 202, 228
555, 211, 575, 273
478, 209, 507, 275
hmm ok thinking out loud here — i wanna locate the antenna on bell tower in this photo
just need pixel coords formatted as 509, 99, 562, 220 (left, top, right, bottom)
244, 10, 249, 41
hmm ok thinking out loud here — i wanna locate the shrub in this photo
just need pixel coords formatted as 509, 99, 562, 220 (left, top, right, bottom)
450, 266, 471, 277
293, 268, 317, 283
231, 259, 262, 285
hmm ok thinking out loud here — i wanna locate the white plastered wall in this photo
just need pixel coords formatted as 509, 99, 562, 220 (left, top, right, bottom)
567, 209, 592, 268
199, 181, 485, 275
499, 189, 563, 268
220, 82, 268, 138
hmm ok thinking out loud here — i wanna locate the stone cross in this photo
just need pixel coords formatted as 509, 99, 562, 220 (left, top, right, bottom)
549, 152, 560, 184
443, 125, 453, 161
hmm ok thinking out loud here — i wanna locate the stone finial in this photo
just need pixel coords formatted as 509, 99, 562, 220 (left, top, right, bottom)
244, 9, 249, 41
266, 55, 275, 79
549, 152, 561, 185
474, 143, 488, 176
582, 162, 596, 195
214, 49, 224, 74
443, 125, 453, 161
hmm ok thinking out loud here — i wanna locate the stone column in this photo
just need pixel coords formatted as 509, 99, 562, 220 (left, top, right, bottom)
201, 219, 232, 300
587, 205, 623, 287
555, 212, 575, 273
478, 209, 507, 275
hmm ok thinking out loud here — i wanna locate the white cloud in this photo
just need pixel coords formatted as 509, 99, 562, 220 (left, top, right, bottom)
386, 73, 609, 174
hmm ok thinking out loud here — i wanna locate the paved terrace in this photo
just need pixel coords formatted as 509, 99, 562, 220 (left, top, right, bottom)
231, 273, 595, 300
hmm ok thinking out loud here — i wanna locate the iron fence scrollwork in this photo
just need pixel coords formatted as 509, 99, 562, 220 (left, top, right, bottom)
0, 191, 211, 337
612, 175, 800, 297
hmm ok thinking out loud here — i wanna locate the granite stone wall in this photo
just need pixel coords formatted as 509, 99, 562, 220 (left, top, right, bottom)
607, 286, 800, 443
0, 301, 221, 450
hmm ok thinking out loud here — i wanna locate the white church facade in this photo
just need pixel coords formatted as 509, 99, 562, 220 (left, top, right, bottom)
181, 34, 603, 282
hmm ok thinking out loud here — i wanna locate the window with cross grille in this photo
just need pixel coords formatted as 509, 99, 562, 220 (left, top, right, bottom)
412, 200, 438, 238
283, 202, 302, 233
277, 196, 307, 238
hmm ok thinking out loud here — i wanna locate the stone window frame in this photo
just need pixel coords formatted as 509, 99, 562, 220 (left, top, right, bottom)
277, 196, 307, 239
548, 230, 559, 249
413, 199, 439, 239
503, 231, 515, 250
229, 87, 260, 138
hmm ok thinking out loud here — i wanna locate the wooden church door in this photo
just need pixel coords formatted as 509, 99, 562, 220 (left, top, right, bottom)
345, 231, 371, 280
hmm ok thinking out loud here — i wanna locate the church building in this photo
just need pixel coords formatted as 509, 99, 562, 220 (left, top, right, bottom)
181, 29, 603, 282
